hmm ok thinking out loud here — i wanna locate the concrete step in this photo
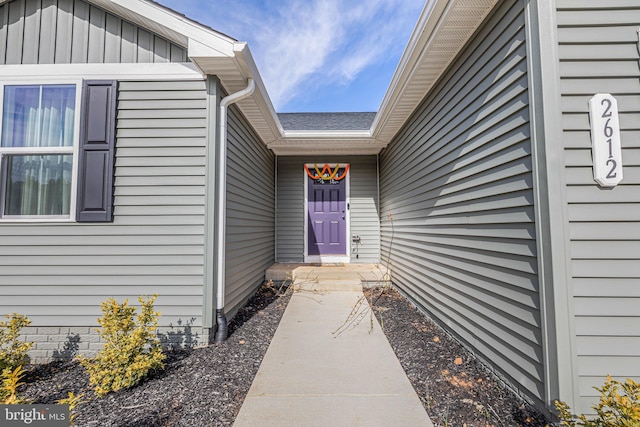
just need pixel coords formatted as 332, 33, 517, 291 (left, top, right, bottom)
265, 263, 391, 286
293, 278, 363, 292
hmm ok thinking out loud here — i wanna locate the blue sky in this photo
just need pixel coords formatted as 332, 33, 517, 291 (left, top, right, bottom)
155, 0, 425, 113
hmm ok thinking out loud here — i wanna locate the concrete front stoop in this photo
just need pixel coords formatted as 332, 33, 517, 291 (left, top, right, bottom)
293, 278, 363, 292
233, 276, 433, 427
265, 263, 392, 288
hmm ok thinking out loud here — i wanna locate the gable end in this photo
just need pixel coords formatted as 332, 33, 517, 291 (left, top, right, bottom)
0, 0, 188, 65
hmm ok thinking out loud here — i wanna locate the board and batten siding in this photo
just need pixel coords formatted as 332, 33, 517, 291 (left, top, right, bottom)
224, 104, 275, 317
276, 156, 380, 264
0, 79, 208, 360
0, 0, 187, 65
380, 1, 545, 406
556, 0, 640, 414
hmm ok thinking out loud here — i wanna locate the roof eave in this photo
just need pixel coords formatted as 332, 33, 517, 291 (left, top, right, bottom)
371, 0, 500, 147
268, 137, 386, 156
231, 43, 285, 144
185, 41, 283, 145
271, 129, 384, 156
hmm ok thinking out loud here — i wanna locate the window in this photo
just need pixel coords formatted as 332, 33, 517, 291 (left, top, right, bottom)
0, 84, 78, 219
0, 80, 117, 223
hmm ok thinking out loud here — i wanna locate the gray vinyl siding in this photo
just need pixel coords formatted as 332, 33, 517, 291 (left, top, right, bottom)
379, 1, 545, 406
224, 104, 275, 317
276, 156, 302, 262
350, 157, 380, 263
0, 79, 208, 355
556, 0, 640, 414
276, 156, 380, 264
0, 0, 187, 65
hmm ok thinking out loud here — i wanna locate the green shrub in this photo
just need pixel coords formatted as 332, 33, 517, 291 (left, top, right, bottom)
80, 295, 166, 396
556, 375, 640, 426
0, 313, 32, 371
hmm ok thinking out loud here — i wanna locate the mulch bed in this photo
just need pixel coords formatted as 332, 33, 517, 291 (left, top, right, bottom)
18, 282, 551, 426
21, 282, 291, 427
364, 286, 551, 427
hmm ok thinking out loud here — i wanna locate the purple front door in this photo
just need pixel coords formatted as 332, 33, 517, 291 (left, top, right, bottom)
307, 166, 348, 257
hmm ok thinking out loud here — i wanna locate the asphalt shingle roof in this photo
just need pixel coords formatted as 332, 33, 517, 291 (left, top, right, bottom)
278, 112, 376, 131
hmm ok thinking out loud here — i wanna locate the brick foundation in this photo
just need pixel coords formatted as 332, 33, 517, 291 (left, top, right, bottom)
23, 325, 205, 364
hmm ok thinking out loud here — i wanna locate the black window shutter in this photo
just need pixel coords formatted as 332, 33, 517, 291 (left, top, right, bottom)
76, 80, 117, 222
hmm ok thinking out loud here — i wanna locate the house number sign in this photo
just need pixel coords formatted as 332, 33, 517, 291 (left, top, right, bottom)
589, 93, 623, 187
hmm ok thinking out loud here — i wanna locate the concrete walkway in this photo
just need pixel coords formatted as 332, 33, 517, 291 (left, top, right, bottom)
233, 268, 433, 427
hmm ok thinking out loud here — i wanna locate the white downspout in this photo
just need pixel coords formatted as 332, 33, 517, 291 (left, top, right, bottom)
214, 78, 255, 342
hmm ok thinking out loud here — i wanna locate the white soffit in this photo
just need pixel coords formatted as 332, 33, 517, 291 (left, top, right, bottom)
268, 139, 386, 156
270, 130, 379, 155
228, 43, 284, 145
372, 0, 499, 146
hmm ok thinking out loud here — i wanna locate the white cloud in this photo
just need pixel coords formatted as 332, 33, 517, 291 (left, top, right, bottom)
224, 0, 424, 110
343, 1, 426, 74
253, 1, 341, 107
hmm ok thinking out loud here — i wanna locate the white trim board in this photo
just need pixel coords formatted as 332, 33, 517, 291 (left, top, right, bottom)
0, 63, 204, 80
